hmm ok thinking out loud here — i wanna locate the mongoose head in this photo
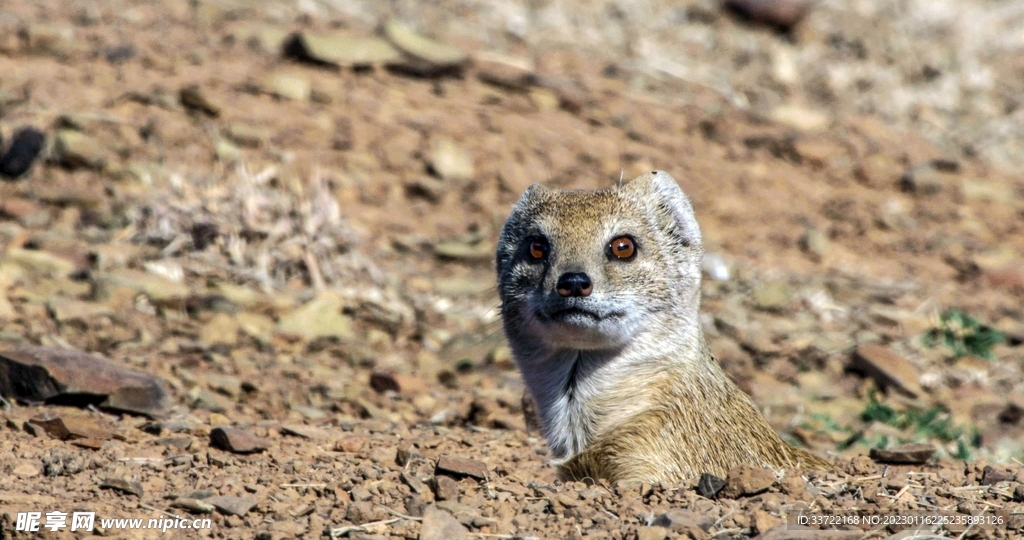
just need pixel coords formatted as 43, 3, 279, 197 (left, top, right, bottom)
497, 171, 704, 353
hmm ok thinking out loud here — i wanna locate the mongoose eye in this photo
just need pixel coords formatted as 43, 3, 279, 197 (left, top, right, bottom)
528, 237, 549, 261
608, 236, 636, 260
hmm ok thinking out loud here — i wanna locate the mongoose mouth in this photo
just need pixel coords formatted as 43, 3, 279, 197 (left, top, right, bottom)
543, 306, 619, 323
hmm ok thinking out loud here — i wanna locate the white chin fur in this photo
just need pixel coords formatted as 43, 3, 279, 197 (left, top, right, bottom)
535, 319, 635, 350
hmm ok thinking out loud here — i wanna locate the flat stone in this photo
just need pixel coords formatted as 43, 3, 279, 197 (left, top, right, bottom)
215, 139, 241, 162
769, 104, 830, 132
93, 269, 192, 307
5, 248, 77, 279
179, 84, 221, 117
101, 478, 144, 497
652, 509, 712, 534
200, 313, 239, 347
751, 280, 793, 311
276, 290, 353, 341
850, 343, 922, 398
205, 495, 257, 516
418, 505, 468, 540
189, 388, 230, 413
280, 424, 330, 440
868, 443, 935, 464
12, 462, 40, 478
225, 123, 269, 148
369, 371, 428, 395
0, 345, 171, 417
476, 57, 537, 91
899, 164, 946, 195
980, 465, 1012, 485
209, 426, 269, 454
27, 413, 112, 441
52, 129, 108, 170
282, 31, 400, 67
435, 455, 488, 480
383, 21, 468, 77
428, 137, 475, 181
22, 24, 78, 58
47, 297, 113, 325
720, 465, 776, 498
170, 497, 215, 514
696, 472, 727, 498
430, 475, 460, 501
636, 525, 668, 540
266, 71, 311, 101
0, 127, 46, 179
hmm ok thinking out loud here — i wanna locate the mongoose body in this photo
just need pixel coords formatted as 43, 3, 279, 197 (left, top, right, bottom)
496, 171, 831, 486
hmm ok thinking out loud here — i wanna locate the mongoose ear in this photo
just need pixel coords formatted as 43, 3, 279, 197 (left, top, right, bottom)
517, 183, 550, 204
623, 171, 702, 248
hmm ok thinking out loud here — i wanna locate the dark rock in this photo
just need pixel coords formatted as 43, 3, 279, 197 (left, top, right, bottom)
0, 345, 171, 417
209, 426, 270, 454
435, 455, 488, 480
101, 478, 144, 497
179, 84, 221, 117
980, 465, 1012, 485
0, 127, 46, 179
696, 472, 727, 498
868, 443, 935, 464
104, 44, 136, 64
724, 0, 811, 31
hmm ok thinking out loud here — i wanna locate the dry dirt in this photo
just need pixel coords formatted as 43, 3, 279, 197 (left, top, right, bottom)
1, 0, 1023, 539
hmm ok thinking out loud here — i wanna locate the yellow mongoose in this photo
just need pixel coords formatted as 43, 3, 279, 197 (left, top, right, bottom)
496, 171, 831, 485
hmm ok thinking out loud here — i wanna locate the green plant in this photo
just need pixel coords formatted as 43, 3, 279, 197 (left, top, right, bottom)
856, 390, 982, 459
923, 309, 1004, 360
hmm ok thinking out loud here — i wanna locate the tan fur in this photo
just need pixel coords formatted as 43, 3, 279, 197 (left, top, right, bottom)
496, 171, 832, 486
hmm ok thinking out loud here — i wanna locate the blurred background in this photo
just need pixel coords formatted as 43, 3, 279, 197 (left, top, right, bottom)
1, 0, 1023, 526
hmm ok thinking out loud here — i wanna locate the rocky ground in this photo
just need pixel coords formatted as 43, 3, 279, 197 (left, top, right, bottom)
1, 0, 1023, 538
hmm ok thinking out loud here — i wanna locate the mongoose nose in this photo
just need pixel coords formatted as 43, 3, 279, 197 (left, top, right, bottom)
556, 272, 593, 297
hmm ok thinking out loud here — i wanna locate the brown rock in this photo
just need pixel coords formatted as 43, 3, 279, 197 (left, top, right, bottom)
850, 343, 923, 398
980, 465, 1012, 485
720, 465, 776, 498
179, 84, 221, 117
27, 413, 112, 441
280, 424, 329, 440
0, 345, 171, 417
868, 443, 935, 464
652, 509, 711, 536
369, 371, 428, 395
636, 526, 668, 540
101, 478, 144, 497
419, 505, 468, 540
476, 58, 537, 91
0, 197, 41, 219
346, 501, 388, 524
209, 427, 270, 454
206, 495, 257, 516
430, 475, 460, 501
751, 510, 783, 535
435, 455, 488, 480
334, 437, 363, 453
